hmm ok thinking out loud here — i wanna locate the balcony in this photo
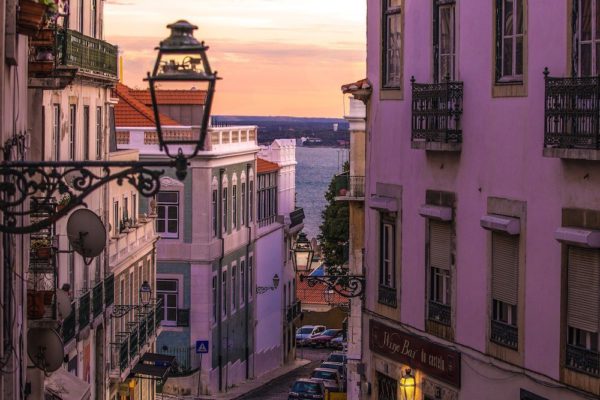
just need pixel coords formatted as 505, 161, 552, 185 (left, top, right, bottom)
428, 300, 451, 326
109, 218, 156, 269
110, 300, 162, 379
286, 300, 302, 323
566, 344, 600, 377
78, 290, 91, 330
490, 320, 518, 350
544, 74, 600, 160
334, 173, 365, 201
411, 77, 463, 151
377, 285, 397, 308
92, 281, 103, 318
62, 303, 76, 344
105, 274, 115, 307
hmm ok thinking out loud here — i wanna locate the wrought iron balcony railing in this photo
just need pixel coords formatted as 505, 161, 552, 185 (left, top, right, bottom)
79, 290, 91, 329
566, 344, 600, 377
378, 285, 397, 308
105, 274, 115, 307
286, 300, 302, 323
92, 281, 103, 318
428, 300, 451, 326
62, 302, 76, 344
490, 320, 518, 350
411, 77, 463, 145
544, 73, 600, 150
56, 29, 118, 80
335, 174, 365, 200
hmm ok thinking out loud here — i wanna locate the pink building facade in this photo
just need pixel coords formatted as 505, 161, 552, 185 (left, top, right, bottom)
360, 1, 600, 399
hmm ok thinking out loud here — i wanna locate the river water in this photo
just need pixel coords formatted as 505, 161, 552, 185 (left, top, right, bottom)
295, 146, 349, 241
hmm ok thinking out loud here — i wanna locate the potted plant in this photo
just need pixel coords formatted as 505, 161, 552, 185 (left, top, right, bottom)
57, 193, 70, 211
30, 238, 52, 259
17, 0, 48, 35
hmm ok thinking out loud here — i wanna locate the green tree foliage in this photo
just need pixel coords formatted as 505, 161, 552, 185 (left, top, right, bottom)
318, 162, 349, 269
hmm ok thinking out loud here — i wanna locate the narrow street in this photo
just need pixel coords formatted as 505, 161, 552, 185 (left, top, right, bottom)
239, 348, 332, 400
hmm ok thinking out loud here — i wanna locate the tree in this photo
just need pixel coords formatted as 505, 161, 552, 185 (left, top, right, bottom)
318, 162, 349, 269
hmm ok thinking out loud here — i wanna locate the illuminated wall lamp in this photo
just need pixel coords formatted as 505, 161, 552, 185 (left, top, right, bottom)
399, 368, 416, 400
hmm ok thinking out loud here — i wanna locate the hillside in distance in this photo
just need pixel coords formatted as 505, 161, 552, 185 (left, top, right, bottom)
211, 115, 350, 146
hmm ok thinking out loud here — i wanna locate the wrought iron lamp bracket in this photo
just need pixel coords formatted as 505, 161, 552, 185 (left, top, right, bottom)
300, 274, 366, 299
0, 156, 188, 234
256, 286, 277, 295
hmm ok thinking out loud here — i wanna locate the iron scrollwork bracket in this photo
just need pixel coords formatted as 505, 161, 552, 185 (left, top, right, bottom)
300, 274, 366, 299
256, 286, 277, 295
0, 157, 187, 234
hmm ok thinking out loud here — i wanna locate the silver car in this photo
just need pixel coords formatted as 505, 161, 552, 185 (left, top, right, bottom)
310, 368, 343, 392
295, 325, 326, 347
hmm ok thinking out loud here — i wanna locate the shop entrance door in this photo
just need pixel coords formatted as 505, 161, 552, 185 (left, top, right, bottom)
376, 372, 398, 400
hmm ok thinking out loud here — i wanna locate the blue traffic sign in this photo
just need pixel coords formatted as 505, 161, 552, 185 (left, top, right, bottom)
195, 340, 209, 354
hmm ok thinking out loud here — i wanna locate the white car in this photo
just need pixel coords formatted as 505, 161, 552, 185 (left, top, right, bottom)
310, 368, 343, 392
295, 325, 326, 346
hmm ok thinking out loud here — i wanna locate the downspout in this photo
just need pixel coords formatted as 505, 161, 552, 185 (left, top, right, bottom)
217, 168, 225, 391
244, 163, 251, 379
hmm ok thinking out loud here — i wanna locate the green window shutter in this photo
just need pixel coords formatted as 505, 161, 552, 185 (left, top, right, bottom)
572, 0, 579, 77
433, 0, 440, 82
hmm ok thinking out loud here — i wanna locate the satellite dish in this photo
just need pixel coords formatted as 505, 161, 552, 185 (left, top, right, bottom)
55, 289, 72, 320
67, 209, 106, 265
27, 328, 64, 373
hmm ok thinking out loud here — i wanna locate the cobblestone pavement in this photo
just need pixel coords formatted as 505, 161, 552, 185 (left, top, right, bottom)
239, 348, 332, 400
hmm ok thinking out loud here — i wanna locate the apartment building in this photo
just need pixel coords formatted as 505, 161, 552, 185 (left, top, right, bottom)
362, 1, 600, 399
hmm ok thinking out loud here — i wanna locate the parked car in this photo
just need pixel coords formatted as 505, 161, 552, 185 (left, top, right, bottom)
320, 361, 346, 390
310, 368, 343, 392
327, 351, 347, 364
310, 329, 343, 348
329, 334, 347, 350
296, 325, 326, 346
288, 378, 326, 400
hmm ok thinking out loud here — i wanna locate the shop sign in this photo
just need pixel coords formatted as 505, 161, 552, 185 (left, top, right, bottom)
369, 319, 461, 387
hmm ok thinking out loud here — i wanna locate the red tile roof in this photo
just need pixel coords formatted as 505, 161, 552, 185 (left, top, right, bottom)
341, 78, 371, 94
257, 158, 279, 174
129, 89, 207, 106
296, 277, 349, 306
114, 83, 180, 127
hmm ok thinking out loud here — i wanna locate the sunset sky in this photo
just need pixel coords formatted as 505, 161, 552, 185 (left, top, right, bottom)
104, 0, 366, 118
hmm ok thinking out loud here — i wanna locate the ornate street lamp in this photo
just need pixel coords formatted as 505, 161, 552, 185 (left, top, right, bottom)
113, 281, 159, 317
399, 368, 416, 400
256, 274, 280, 295
139, 281, 152, 306
0, 19, 218, 235
292, 231, 365, 299
146, 20, 219, 172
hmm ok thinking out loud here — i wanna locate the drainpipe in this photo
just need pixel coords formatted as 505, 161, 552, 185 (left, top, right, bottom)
244, 163, 251, 379
217, 168, 225, 391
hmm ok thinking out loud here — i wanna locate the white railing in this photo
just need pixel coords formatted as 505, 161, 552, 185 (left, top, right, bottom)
109, 217, 156, 268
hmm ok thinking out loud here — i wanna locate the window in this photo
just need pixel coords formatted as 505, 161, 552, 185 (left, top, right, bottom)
258, 172, 278, 226
222, 187, 228, 233
241, 182, 246, 226
212, 189, 218, 236
382, 0, 402, 88
157, 280, 178, 324
565, 246, 600, 375
123, 196, 129, 225
574, 0, 600, 76
53, 104, 60, 161
79, 0, 84, 32
249, 256, 253, 300
232, 265, 237, 311
132, 193, 137, 224
113, 201, 119, 236
433, 0, 456, 82
495, 0, 524, 82
222, 270, 227, 317
490, 232, 519, 349
69, 105, 76, 159
212, 276, 217, 323
379, 216, 395, 287
427, 220, 452, 326
249, 180, 254, 222
83, 106, 90, 160
156, 191, 179, 238
96, 107, 102, 159
233, 185, 238, 229
91, 0, 97, 38
240, 260, 245, 305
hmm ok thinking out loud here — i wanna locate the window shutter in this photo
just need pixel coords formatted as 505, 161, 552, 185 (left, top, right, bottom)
491, 232, 519, 306
433, 1, 440, 82
429, 220, 452, 270
567, 247, 600, 333
572, 0, 579, 77
495, 0, 503, 81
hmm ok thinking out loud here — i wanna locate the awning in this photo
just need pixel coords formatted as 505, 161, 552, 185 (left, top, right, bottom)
480, 214, 520, 235
369, 195, 397, 212
45, 368, 91, 400
555, 227, 600, 248
419, 204, 453, 221
131, 353, 175, 380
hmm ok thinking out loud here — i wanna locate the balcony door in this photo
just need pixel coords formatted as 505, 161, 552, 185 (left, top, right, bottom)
433, 0, 456, 82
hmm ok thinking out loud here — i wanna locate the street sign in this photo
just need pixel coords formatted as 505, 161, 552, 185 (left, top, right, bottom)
195, 340, 209, 354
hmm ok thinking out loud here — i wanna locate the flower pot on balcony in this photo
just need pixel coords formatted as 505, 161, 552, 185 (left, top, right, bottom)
27, 291, 46, 319
17, 0, 47, 36
338, 188, 347, 196
33, 246, 52, 259
29, 60, 54, 75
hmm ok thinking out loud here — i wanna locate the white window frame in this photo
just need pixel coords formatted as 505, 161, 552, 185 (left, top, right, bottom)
436, 1, 456, 82
383, 0, 402, 88
379, 216, 396, 288
430, 266, 450, 305
156, 191, 179, 239
157, 279, 179, 326
498, 0, 524, 82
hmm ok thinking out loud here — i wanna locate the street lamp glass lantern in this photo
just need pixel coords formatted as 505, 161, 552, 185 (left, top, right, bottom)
291, 232, 314, 274
146, 20, 219, 163
139, 280, 152, 306
399, 368, 416, 400
273, 274, 280, 289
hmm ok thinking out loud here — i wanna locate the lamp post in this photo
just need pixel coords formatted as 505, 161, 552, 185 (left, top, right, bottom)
0, 19, 218, 234
113, 281, 157, 317
256, 274, 280, 295
292, 231, 365, 298
140, 281, 152, 306
399, 368, 416, 400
